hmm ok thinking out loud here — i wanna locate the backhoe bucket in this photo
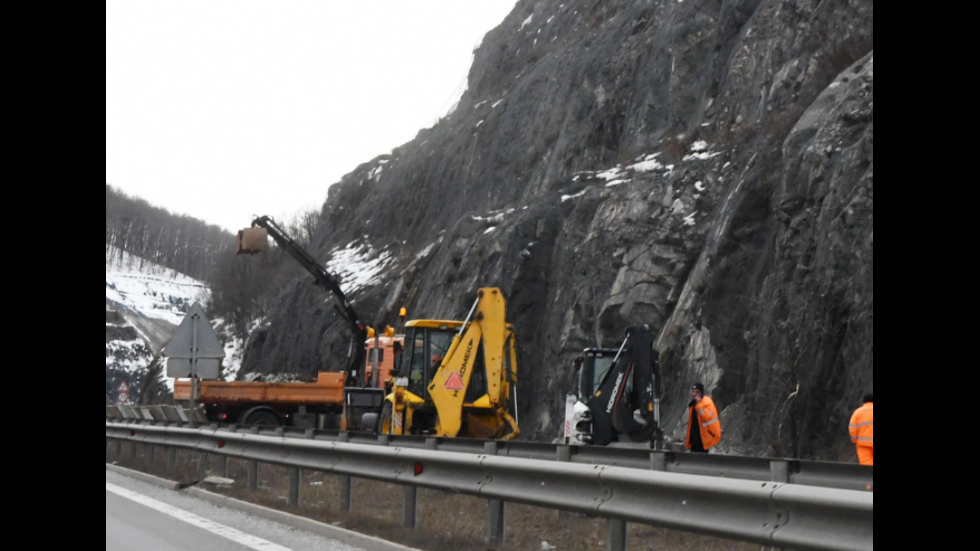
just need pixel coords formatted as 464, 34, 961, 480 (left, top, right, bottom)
237, 228, 269, 255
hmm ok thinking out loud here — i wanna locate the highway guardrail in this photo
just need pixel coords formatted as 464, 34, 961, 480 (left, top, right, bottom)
106, 421, 872, 551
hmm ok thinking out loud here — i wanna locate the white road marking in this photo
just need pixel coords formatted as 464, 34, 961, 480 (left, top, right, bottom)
105, 482, 295, 551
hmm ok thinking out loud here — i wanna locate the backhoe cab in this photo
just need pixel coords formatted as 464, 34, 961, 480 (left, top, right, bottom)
380, 288, 521, 441
565, 326, 662, 447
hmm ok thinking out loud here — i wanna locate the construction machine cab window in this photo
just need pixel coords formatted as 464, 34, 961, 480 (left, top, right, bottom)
404, 327, 456, 399
580, 350, 618, 398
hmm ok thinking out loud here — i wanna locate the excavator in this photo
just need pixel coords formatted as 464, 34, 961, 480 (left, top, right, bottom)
198, 217, 522, 441
377, 288, 520, 440
564, 325, 662, 447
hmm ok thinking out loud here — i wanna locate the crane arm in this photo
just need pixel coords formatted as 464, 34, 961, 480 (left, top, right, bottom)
245, 216, 369, 385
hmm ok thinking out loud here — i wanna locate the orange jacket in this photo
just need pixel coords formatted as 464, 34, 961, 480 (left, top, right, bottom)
686, 397, 722, 450
850, 403, 873, 448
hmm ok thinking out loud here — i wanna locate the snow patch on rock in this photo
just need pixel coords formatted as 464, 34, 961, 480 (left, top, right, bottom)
327, 243, 393, 295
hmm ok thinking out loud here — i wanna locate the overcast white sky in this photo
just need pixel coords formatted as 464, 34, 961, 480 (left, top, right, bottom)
106, 0, 518, 232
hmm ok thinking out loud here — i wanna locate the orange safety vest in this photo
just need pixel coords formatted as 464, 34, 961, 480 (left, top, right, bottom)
850, 403, 873, 448
686, 397, 722, 450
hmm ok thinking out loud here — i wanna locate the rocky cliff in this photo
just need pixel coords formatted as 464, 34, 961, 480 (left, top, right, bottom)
242, 0, 873, 460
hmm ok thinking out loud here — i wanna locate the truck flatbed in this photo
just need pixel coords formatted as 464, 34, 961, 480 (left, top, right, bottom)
174, 372, 346, 407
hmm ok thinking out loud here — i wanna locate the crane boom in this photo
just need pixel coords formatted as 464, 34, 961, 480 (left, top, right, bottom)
244, 216, 370, 386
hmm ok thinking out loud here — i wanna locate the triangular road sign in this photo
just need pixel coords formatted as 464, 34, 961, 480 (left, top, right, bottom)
445, 372, 465, 391
164, 303, 225, 360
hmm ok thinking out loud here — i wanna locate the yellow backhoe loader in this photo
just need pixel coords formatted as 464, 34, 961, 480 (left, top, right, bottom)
380, 288, 521, 441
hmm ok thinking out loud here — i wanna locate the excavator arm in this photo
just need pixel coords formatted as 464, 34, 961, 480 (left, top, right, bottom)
239, 217, 370, 386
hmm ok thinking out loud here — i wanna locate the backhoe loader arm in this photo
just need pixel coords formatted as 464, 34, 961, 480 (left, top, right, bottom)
246, 216, 369, 385
426, 288, 508, 438
586, 326, 659, 446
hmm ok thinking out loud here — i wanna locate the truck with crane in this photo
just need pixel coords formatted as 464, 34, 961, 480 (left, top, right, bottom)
173, 217, 520, 441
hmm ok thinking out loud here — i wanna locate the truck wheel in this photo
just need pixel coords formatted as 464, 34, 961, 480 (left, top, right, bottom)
379, 403, 394, 435
243, 409, 282, 428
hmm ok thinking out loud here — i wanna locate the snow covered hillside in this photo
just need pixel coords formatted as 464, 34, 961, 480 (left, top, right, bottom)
106, 246, 210, 326
106, 247, 247, 404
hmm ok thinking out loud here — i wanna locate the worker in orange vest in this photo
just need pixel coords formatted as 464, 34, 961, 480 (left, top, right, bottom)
850, 394, 873, 466
686, 383, 722, 453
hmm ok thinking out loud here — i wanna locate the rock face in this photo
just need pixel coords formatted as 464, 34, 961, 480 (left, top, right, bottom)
242, 0, 872, 459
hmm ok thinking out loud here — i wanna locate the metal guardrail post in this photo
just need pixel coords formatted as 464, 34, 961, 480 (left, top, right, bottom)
557, 446, 572, 463
339, 432, 352, 513
199, 452, 209, 473
485, 441, 506, 548
403, 486, 418, 529
288, 467, 300, 507
771, 461, 790, 551
248, 461, 259, 492
339, 475, 353, 513
286, 430, 315, 506
489, 499, 506, 549
130, 441, 138, 458
651, 452, 668, 472
771, 461, 791, 484
248, 426, 260, 491
168, 447, 177, 470
148, 444, 156, 465
556, 447, 572, 521
607, 519, 627, 551
216, 455, 228, 478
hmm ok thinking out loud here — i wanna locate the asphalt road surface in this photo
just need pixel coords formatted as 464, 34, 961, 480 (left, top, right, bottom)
106, 469, 367, 551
